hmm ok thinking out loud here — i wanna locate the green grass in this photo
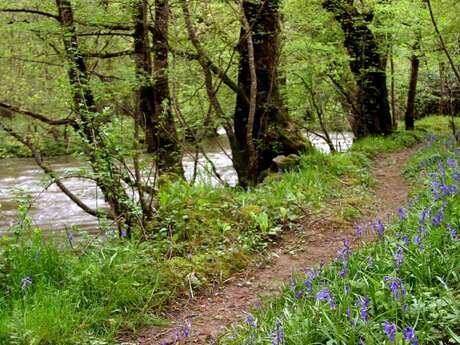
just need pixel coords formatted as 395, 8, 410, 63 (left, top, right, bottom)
0, 116, 454, 344
217, 134, 460, 344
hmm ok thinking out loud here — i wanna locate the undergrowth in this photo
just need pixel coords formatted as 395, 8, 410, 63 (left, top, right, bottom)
218, 131, 460, 344
0, 116, 454, 344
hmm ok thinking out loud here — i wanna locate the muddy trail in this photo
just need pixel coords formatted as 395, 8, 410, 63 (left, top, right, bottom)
126, 146, 418, 344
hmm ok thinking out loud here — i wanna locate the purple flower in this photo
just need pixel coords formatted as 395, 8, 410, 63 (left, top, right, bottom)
245, 314, 257, 328
402, 235, 410, 246
359, 339, 366, 345
447, 158, 458, 168
271, 319, 285, 345
20, 276, 33, 290
419, 208, 430, 225
383, 320, 397, 342
438, 162, 446, 178
316, 288, 336, 309
182, 320, 192, 337
447, 224, 458, 240
394, 246, 404, 271
367, 256, 373, 269
359, 296, 369, 323
344, 284, 351, 295
404, 327, 419, 345
432, 210, 444, 227
295, 290, 304, 299
384, 276, 406, 301
413, 235, 421, 246
304, 269, 317, 293
120, 229, 128, 238
355, 225, 364, 237
453, 172, 460, 183
374, 220, 385, 239
397, 208, 407, 220
418, 226, 427, 237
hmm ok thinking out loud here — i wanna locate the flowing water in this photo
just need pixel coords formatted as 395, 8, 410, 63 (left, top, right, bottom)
0, 132, 353, 233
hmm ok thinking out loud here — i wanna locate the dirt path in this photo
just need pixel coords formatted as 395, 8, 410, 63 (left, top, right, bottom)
128, 147, 418, 345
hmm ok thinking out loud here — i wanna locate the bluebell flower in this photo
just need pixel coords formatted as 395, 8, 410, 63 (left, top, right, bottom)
316, 288, 336, 309
182, 320, 192, 337
359, 296, 369, 323
295, 290, 304, 299
438, 162, 446, 178
403, 327, 419, 345
245, 314, 257, 328
432, 210, 444, 227
355, 225, 364, 237
447, 224, 458, 240
394, 246, 404, 271
418, 226, 427, 237
447, 158, 458, 168
374, 220, 385, 239
20, 276, 33, 290
384, 276, 406, 301
402, 235, 409, 246
359, 339, 366, 345
383, 321, 397, 342
271, 319, 285, 345
120, 229, 128, 238
453, 172, 460, 183
367, 256, 373, 269
397, 208, 407, 220
419, 208, 430, 225
304, 269, 317, 293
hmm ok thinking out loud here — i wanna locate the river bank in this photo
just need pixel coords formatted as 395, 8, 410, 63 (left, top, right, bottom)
0, 117, 452, 345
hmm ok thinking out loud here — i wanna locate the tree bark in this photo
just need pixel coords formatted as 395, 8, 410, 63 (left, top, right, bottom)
405, 40, 420, 131
152, 0, 183, 175
233, 0, 308, 187
323, 0, 393, 138
133, 0, 183, 176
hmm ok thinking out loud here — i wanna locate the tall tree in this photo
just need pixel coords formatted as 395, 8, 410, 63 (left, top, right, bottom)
232, 0, 309, 187
404, 35, 421, 130
323, 0, 393, 138
133, 0, 183, 176
55, 0, 139, 235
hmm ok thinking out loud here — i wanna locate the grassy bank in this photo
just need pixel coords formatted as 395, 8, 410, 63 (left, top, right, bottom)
218, 129, 460, 343
0, 117, 454, 344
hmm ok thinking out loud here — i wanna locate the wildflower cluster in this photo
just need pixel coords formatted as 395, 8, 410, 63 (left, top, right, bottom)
221, 137, 460, 344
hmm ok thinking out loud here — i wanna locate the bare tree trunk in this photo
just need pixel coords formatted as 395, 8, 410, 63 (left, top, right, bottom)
405, 38, 420, 131
323, 0, 393, 138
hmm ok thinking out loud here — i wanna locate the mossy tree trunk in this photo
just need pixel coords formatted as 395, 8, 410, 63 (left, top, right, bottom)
233, 0, 309, 187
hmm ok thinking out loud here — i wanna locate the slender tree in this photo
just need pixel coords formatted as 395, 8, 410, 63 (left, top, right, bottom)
404, 36, 421, 130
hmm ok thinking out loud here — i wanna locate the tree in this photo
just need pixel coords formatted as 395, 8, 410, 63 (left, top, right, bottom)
133, 0, 183, 176
323, 0, 393, 138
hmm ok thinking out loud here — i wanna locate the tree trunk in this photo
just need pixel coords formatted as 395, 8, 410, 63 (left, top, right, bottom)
56, 0, 137, 235
323, 0, 393, 138
405, 40, 420, 131
152, 0, 183, 175
233, 0, 308, 187
133, 0, 183, 176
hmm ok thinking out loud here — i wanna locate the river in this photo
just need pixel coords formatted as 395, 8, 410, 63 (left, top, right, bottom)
0, 132, 353, 233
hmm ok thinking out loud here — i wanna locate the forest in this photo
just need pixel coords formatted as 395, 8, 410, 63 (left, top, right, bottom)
0, 0, 459, 344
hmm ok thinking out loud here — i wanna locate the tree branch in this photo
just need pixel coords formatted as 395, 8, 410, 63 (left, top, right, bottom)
0, 101, 78, 127
82, 49, 132, 59
0, 8, 59, 20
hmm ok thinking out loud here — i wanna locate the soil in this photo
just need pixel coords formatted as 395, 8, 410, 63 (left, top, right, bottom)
124, 146, 418, 345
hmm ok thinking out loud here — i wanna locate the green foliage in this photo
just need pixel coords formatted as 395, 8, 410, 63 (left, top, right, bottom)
218, 136, 460, 344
